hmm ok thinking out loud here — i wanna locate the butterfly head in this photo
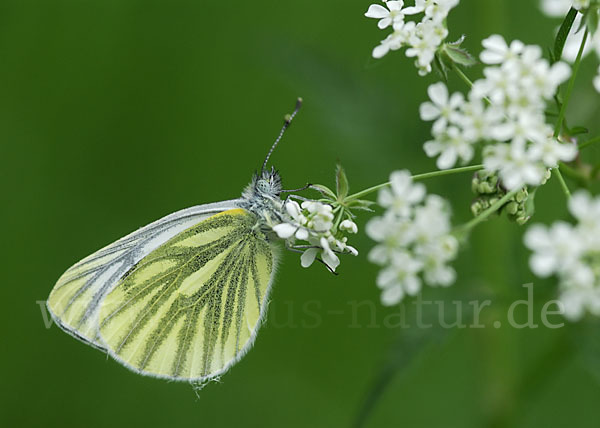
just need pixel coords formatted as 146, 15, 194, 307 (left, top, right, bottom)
245, 167, 282, 200
241, 168, 284, 226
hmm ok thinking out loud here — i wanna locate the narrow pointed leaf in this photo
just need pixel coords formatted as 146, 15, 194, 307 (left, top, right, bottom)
336, 163, 349, 199
553, 8, 578, 63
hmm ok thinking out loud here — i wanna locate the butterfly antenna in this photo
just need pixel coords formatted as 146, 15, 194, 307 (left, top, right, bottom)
262, 97, 303, 173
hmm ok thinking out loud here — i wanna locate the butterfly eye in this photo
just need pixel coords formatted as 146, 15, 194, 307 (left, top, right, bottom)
256, 179, 271, 193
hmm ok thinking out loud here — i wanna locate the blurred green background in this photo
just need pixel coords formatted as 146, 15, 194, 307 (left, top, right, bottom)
3, 0, 600, 427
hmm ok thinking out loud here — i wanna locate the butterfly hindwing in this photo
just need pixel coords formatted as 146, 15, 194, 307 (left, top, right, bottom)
47, 200, 242, 350
97, 208, 275, 381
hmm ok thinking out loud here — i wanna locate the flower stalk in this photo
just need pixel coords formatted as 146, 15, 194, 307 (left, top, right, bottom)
346, 164, 484, 201
553, 29, 589, 139
455, 187, 520, 235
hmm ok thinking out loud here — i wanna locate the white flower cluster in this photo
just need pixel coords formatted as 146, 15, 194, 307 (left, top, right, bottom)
540, 0, 600, 92
420, 35, 578, 190
365, 0, 460, 75
524, 190, 600, 320
272, 200, 358, 272
366, 170, 458, 306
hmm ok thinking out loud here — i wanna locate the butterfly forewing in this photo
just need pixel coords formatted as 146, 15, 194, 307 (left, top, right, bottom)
47, 201, 241, 350
97, 209, 275, 381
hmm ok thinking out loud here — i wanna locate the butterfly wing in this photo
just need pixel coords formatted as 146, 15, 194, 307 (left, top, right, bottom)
47, 200, 242, 350
97, 208, 276, 381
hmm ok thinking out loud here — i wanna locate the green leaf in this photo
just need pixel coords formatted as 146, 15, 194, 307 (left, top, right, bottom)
335, 163, 349, 199
348, 199, 376, 212
553, 8, 578, 63
447, 34, 466, 47
443, 44, 478, 67
310, 184, 336, 199
585, 6, 599, 35
547, 47, 556, 64
568, 126, 589, 136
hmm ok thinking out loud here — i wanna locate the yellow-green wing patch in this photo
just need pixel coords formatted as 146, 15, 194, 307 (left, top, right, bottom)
47, 201, 240, 349
98, 209, 275, 381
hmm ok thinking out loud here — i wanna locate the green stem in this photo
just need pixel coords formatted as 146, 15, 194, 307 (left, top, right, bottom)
559, 161, 589, 184
411, 164, 484, 181
554, 167, 571, 199
554, 29, 589, 139
346, 164, 484, 201
456, 188, 519, 234
453, 65, 474, 88
579, 135, 600, 150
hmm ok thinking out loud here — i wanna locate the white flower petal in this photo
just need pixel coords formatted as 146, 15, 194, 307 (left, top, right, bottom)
295, 228, 309, 241
378, 17, 393, 29
272, 223, 297, 239
427, 82, 449, 106
381, 285, 404, 306
373, 43, 390, 59
301, 248, 318, 268
419, 102, 441, 121
530, 253, 557, 277
365, 4, 390, 19
387, 1, 404, 12
436, 147, 458, 169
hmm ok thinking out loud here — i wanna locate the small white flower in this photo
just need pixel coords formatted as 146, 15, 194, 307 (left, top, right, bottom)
340, 219, 358, 234
424, 126, 474, 169
367, 213, 416, 265
412, 195, 453, 242
489, 112, 549, 146
484, 140, 546, 189
299, 236, 343, 272
480, 34, 524, 65
301, 201, 334, 232
365, 1, 406, 29
528, 137, 577, 167
372, 23, 413, 58
531, 60, 571, 98
420, 234, 458, 286
419, 82, 465, 132
377, 170, 426, 217
457, 96, 503, 142
406, 21, 446, 69
524, 222, 584, 277
377, 251, 423, 306
319, 236, 341, 271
